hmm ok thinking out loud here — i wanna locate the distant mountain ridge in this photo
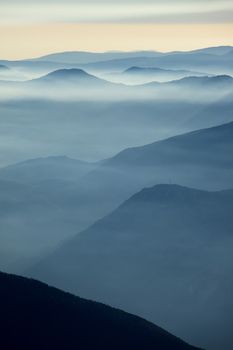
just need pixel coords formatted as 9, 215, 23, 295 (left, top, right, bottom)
59, 121, 233, 240
104, 66, 208, 84
33, 50, 163, 64
2, 68, 232, 101
106, 121, 233, 169
0, 155, 94, 183
32, 46, 233, 65
187, 45, 233, 56
81, 48, 233, 75
142, 74, 233, 89
167, 74, 233, 86
124, 66, 206, 76
1, 46, 233, 78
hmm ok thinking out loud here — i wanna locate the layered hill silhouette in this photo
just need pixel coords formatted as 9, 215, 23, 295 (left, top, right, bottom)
124, 66, 204, 76
27, 70, 233, 92
0, 155, 94, 184
1, 46, 233, 80
165, 75, 233, 88
0, 46, 233, 350
31, 184, 233, 350
4, 70, 233, 101
0, 271, 201, 350
31, 68, 113, 87
1, 67, 232, 102
73, 121, 233, 223
107, 66, 206, 84
82, 47, 233, 75
1, 123, 233, 273
141, 75, 233, 98
35, 50, 163, 64
105, 120, 233, 169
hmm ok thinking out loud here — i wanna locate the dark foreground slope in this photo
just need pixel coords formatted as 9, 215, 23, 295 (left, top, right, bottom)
0, 271, 200, 350
31, 185, 233, 350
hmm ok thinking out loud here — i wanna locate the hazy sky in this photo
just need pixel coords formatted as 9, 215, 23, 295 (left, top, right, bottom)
0, 0, 233, 59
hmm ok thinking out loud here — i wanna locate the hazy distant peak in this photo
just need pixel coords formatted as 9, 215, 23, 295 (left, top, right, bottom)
32, 68, 112, 87
34, 50, 163, 65
124, 66, 171, 73
210, 75, 233, 82
41, 68, 96, 80
0, 155, 95, 184
123, 66, 168, 74
134, 73, 233, 88
167, 74, 233, 86
124, 66, 148, 72
4, 155, 85, 168
26, 155, 78, 162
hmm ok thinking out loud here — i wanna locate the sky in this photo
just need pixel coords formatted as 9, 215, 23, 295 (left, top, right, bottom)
0, 0, 233, 59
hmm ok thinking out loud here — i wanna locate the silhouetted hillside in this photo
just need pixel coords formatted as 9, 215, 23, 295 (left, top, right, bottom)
106, 121, 233, 168
31, 184, 233, 350
0, 271, 201, 350
32, 68, 110, 86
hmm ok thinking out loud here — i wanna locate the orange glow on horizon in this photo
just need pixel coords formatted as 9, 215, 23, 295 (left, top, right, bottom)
0, 23, 233, 60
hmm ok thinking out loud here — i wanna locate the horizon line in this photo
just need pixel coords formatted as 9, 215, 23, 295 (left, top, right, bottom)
1, 44, 233, 62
